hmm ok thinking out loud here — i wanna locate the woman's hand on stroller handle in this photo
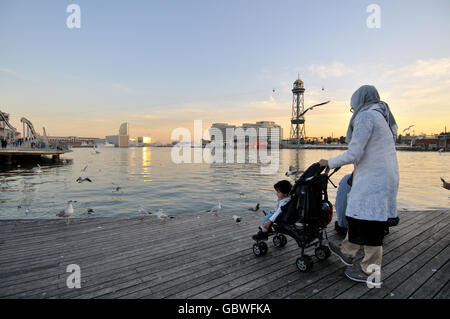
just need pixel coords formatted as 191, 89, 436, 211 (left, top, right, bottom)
319, 159, 328, 167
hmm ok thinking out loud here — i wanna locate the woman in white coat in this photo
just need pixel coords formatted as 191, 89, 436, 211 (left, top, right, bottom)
319, 85, 399, 284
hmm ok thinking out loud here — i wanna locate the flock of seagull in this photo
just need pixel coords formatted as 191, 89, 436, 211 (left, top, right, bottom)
3, 161, 300, 226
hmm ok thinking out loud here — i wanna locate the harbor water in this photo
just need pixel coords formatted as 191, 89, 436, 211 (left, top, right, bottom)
0, 147, 449, 219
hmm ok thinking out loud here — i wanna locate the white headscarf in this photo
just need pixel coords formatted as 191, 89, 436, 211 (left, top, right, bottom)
346, 85, 398, 143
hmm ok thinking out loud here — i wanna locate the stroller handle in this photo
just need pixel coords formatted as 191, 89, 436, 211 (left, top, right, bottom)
327, 166, 341, 177
326, 166, 341, 189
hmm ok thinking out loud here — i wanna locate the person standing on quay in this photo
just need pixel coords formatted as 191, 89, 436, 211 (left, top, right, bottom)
319, 85, 399, 284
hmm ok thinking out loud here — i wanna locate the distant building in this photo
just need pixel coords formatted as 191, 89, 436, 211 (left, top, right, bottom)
106, 135, 119, 147
137, 137, 152, 146
48, 136, 97, 147
106, 122, 130, 147
119, 122, 129, 147
209, 121, 282, 147
242, 121, 283, 145
438, 133, 449, 151
210, 123, 237, 145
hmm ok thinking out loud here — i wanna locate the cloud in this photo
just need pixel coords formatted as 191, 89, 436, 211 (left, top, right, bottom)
382, 58, 450, 80
308, 62, 356, 79
0, 67, 29, 81
110, 83, 133, 95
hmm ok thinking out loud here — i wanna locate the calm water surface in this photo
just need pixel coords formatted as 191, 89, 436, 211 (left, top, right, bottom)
0, 147, 449, 219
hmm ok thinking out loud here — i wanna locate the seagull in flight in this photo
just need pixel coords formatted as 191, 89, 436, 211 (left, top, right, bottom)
248, 203, 260, 212
403, 125, 415, 133
56, 200, 77, 224
286, 165, 303, 177
207, 200, 222, 216
298, 101, 331, 118
81, 165, 88, 172
76, 177, 92, 183
112, 183, 122, 192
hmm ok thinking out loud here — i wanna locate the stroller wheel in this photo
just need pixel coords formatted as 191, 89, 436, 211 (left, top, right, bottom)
280, 234, 287, 246
315, 245, 331, 261
273, 235, 282, 248
296, 256, 313, 272
253, 242, 268, 257
273, 234, 287, 248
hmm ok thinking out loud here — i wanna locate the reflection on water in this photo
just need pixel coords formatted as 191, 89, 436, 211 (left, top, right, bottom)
0, 147, 448, 219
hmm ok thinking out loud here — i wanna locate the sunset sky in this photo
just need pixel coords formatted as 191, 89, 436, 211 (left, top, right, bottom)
1, 0, 449, 142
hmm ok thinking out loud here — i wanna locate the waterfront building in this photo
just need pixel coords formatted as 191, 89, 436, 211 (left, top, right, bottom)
209, 121, 282, 147
137, 137, 152, 146
209, 123, 237, 145
105, 122, 130, 147
438, 132, 449, 151
48, 136, 97, 147
119, 122, 129, 148
106, 135, 119, 147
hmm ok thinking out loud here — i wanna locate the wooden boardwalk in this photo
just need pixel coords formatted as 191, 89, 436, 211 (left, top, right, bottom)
0, 209, 448, 299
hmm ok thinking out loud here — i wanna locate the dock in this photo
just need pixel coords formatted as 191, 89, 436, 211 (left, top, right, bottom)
0, 148, 71, 165
0, 209, 448, 299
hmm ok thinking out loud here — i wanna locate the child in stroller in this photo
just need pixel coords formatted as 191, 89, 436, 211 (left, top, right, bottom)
252, 162, 339, 272
252, 180, 292, 241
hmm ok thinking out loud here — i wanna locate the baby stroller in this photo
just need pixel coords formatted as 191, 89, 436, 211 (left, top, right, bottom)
252, 162, 340, 272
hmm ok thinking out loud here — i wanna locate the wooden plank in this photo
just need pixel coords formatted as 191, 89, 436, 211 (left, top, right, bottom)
299, 212, 449, 299
0, 215, 249, 272
408, 256, 450, 299
0, 214, 266, 298
433, 280, 450, 299
247, 211, 440, 299
164, 213, 425, 299
42, 226, 259, 299
0, 224, 255, 297
336, 218, 450, 299
0, 210, 448, 299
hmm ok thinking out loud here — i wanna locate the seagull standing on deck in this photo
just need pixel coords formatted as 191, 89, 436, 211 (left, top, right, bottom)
139, 206, 151, 220
232, 215, 242, 223
152, 209, 175, 221
207, 200, 222, 216
56, 200, 77, 224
